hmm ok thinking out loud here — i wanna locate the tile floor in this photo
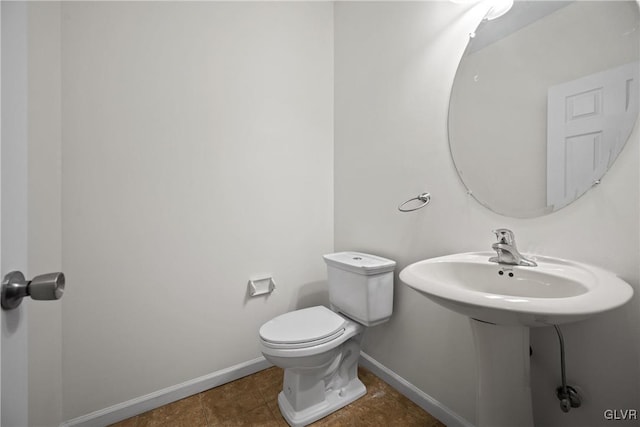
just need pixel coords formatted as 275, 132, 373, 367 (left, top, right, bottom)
109, 366, 446, 426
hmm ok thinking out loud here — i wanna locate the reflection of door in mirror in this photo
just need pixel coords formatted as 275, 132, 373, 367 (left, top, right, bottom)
547, 62, 639, 210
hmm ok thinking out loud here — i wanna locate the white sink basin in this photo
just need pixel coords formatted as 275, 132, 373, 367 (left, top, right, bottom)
400, 252, 633, 327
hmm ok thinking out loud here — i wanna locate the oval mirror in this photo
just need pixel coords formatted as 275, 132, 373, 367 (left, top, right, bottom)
449, 1, 639, 218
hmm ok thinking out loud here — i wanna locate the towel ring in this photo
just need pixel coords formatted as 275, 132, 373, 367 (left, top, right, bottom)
398, 193, 431, 212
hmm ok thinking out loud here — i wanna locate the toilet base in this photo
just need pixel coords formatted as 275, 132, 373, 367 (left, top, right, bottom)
277, 377, 366, 427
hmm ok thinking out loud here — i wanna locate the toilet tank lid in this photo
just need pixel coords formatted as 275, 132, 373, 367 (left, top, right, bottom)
323, 252, 396, 275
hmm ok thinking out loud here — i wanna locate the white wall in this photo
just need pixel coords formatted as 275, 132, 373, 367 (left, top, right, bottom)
334, 2, 639, 426
60, 2, 333, 419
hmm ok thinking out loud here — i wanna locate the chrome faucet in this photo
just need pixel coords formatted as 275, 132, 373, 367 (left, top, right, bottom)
489, 228, 537, 267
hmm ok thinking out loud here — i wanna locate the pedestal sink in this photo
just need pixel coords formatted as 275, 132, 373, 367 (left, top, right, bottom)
400, 252, 634, 427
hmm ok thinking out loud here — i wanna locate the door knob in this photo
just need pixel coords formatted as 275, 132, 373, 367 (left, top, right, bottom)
1, 271, 65, 310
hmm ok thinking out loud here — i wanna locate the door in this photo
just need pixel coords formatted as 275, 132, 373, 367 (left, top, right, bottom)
547, 61, 639, 210
1, 2, 30, 425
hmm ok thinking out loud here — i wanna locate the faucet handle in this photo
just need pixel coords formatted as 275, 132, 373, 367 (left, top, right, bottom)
493, 228, 515, 244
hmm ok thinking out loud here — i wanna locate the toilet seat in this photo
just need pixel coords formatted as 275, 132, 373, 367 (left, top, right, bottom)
259, 306, 346, 349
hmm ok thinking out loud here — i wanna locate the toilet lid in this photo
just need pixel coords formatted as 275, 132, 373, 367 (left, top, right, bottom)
259, 306, 346, 346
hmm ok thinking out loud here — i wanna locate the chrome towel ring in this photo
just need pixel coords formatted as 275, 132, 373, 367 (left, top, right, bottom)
398, 192, 431, 212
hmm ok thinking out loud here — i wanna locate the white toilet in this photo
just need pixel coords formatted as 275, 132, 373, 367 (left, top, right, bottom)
258, 252, 396, 427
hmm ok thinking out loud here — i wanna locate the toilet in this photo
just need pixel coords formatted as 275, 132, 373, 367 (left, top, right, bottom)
258, 252, 396, 427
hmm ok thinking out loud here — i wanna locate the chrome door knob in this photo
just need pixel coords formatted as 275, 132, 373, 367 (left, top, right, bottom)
28, 272, 65, 301
1, 271, 65, 310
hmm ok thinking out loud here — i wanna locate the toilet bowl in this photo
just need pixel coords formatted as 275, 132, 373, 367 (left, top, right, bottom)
258, 252, 396, 427
260, 306, 365, 426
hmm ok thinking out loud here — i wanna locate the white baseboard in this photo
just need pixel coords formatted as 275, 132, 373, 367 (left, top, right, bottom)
60, 357, 272, 427
61, 353, 473, 427
359, 352, 475, 427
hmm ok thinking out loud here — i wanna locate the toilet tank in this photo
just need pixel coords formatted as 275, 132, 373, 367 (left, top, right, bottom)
323, 252, 396, 326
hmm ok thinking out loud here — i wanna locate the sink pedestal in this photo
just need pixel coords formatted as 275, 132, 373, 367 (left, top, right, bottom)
470, 319, 534, 427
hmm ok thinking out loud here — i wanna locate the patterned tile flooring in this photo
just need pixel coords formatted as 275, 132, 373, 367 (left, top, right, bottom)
109, 366, 446, 426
